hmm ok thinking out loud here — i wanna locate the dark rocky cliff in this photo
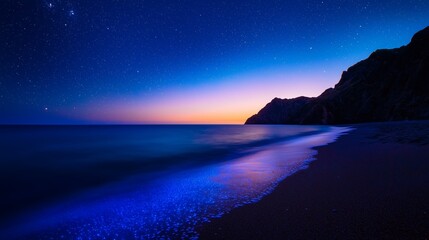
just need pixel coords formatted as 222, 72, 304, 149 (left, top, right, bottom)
246, 26, 429, 125
246, 97, 313, 124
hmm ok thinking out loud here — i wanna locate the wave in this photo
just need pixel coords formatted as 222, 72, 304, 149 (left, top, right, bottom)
0, 125, 351, 239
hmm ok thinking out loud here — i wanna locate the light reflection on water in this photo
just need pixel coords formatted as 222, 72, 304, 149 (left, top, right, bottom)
2, 126, 351, 239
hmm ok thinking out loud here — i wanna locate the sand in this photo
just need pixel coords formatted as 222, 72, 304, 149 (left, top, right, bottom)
198, 121, 429, 239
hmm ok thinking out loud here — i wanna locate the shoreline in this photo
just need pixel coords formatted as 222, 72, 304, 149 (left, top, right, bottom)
0, 125, 348, 239
197, 121, 429, 239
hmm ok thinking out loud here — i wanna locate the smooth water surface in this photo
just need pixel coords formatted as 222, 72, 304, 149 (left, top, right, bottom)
0, 125, 350, 239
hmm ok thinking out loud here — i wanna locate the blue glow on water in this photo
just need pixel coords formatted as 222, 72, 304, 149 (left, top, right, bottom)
0, 126, 350, 239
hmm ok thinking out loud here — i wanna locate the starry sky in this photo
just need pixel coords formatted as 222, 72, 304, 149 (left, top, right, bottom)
1, 0, 429, 124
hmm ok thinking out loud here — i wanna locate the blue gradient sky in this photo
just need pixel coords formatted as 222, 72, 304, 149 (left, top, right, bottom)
1, 0, 429, 124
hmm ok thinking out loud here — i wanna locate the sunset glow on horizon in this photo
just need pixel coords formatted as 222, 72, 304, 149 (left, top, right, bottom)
71, 67, 341, 124
2, 1, 429, 124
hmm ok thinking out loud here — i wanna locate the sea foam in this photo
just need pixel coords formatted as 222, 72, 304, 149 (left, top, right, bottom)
1, 126, 351, 239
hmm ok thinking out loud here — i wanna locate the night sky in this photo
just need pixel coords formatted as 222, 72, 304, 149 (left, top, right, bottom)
1, 0, 429, 124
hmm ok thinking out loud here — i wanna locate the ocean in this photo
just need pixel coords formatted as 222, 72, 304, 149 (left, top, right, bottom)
0, 125, 349, 239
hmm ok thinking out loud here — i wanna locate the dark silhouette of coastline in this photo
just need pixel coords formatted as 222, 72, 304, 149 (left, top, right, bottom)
246, 26, 429, 124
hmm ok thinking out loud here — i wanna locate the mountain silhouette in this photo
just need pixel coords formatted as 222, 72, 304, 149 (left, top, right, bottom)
246, 26, 429, 124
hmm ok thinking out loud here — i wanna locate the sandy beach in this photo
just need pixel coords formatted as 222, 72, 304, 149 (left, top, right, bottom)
198, 121, 429, 239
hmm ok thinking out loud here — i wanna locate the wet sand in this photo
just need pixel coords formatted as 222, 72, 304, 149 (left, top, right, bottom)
198, 121, 429, 239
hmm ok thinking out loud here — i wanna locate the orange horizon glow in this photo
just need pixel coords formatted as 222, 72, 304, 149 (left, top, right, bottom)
68, 67, 341, 124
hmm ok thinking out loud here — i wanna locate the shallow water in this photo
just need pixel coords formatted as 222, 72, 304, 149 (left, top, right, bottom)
0, 125, 350, 239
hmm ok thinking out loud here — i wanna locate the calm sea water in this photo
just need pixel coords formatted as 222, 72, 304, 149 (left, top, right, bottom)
0, 125, 349, 239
